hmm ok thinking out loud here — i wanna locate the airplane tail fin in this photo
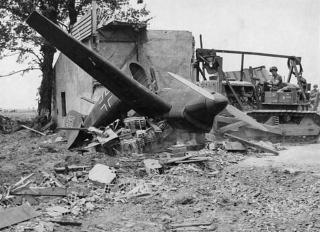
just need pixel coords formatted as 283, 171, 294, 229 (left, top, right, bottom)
63, 110, 89, 149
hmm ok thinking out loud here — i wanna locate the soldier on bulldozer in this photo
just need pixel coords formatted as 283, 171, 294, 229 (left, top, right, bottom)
310, 84, 319, 109
269, 66, 283, 90
310, 84, 319, 99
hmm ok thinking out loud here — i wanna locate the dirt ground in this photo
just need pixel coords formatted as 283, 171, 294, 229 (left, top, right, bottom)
1, 129, 320, 232
0, 110, 37, 122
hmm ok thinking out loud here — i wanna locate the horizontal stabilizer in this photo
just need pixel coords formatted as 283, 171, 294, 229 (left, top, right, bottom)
225, 105, 268, 132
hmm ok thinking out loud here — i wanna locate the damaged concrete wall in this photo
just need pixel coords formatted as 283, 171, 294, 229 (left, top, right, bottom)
140, 30, 194, 90
53, 27, 138, 126
53, 54, 93, 126
53, 28, 194, 127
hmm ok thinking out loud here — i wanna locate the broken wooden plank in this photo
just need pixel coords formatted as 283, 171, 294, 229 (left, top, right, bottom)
11, 187, 89, 197
57, 127, 88, 131
225, 133, 279, 155
126, 192, 152, 199
21, 125, 46, 136
50, 220, 82, 226
54, 165, 90, 173
164, 154, 194, 164
0, 204, 39, 229
11, 173, 35, 190
171, 220, 213, 228
10, 181, 33, 193
175, 157, 212, 163
11, 187, 68, 196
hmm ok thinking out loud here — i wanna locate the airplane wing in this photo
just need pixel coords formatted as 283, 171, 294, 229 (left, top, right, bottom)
26, 11, 171, 117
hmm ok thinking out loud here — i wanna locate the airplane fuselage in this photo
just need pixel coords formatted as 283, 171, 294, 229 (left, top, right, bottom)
85, 84, 227, 133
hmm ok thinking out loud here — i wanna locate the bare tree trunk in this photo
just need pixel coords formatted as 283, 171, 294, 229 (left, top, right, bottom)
38, 42, 56, 117
67, 0, 77, 26
37, 1, 58, 117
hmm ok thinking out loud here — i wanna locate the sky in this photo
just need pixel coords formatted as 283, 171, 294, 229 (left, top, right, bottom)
0, 0, 319, 109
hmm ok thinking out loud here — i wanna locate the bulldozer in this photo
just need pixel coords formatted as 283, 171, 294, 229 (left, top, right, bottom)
194, 48, 320, 143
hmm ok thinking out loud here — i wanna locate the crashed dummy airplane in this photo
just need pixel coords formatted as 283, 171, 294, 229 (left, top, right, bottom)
26, 11, 266, 148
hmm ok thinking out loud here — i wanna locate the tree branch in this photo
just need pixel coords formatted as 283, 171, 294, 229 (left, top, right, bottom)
0, 67, 40, 78
10, 47, 43, 64
27, 49, 43, 64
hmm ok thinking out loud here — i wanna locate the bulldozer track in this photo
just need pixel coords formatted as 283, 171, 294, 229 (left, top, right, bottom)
244, 110, 320, 143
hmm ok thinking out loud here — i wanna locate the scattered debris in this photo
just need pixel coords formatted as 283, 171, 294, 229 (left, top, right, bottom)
46, 206, 69, 217
172, 192, 196, 205
0, 90, 312, 232
167, 144, 187, 157
124, 116, 146, 133
224, 141, 246, 152
283, 167, 302, 175
126, 182, 152, 198
143, 159, 162, 175
84, 142, 100, 149
1, 125, 318, 231
33, 221, 55, 232
0, 114, 20, 134
41, 171, 65, 188
54, 136, 66, 143
88, 164, 116, 185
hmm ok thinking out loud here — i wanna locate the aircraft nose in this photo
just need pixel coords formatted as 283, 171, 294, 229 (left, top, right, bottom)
206, 92, 228, 115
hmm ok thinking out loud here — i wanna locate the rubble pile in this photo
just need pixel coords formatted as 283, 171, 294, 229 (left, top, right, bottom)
0, 113, 55, 136
0, 115, 19, 134
1, 122, 317, 232
83, 117, 170, 155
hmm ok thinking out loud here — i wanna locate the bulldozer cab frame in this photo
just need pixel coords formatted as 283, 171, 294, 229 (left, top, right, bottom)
194, 48, 315, 111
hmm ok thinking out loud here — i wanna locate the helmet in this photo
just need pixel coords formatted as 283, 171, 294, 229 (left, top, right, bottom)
269, 66, 278, 72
